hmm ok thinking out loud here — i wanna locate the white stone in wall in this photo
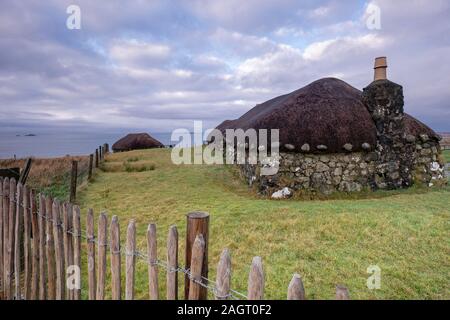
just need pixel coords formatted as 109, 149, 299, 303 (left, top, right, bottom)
284, 144, 295, 150
430, 162, 441, 172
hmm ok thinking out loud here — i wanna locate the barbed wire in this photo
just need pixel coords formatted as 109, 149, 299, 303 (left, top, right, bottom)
0, 196, 248, 300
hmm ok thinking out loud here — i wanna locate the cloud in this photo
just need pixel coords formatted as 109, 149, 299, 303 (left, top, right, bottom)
109, 39, 171, 68
0, 0, 448, 135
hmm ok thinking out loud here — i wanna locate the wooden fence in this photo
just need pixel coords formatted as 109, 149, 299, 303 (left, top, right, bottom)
69, 143, 109, 203
0, 179, 350, 301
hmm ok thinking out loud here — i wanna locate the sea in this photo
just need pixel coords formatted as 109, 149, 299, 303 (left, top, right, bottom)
0, 131, 175, 159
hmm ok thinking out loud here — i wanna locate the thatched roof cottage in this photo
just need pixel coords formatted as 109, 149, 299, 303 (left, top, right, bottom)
215, 57, 447, 196
112, 133, 164, 152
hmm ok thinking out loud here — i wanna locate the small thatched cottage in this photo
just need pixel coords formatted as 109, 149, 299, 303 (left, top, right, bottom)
215, 57, 447, 196
112, 133, 164, 152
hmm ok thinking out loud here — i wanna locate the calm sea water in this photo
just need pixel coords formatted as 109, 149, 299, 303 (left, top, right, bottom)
0, 131, 174, 159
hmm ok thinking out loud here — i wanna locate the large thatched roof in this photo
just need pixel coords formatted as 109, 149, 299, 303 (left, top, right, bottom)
214, 78, 439, 153
112, 133, 164, 152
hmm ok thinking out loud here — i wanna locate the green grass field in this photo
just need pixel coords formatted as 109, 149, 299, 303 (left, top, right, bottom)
77, 148, 450, 300
443, 150, 450, 163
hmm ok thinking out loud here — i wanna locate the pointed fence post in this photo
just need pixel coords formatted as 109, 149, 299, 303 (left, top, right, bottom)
336, 285, 350, 300
67, 205, 74, 300
38, 194, 47, 300
110, 215, 121, 300
52, 200, 65, 300
0, 178, 6, 300
86, 209, 96, 300
96, 212, 107, 300
166, 225, 178, 300
215, 248, 231, 300
72, 205, 81, 300
23, 186, 31, 299
62, 203, 71, 299
30, 189, 39, 300
147, 223, 158, 300
7, 179, 16, 300
45, 196, 56, 300
188, 234, 205, 300
247, 256, 264, 300
0, 177, 3, 300
287, 273, 306, 300
125, 220, 136, 300
3, 178, 13, 300
14, 183, 23, 300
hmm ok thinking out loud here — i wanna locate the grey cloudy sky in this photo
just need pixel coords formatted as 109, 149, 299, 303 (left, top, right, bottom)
0, 0, 449, 133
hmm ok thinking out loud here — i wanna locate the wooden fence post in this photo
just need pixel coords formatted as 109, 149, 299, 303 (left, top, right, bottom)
147, 223, 158, 300
247, 256, 264, 300
0, 177, 3, 300
72, 205, 81, 300
62, 203, 73, 299
336, 285, 350, 300
1, 178, 8, 300
215, 248, 231, 300
67, 204, 74, 300
30, 189, 39, 300
52, 200, 65, 300
287, 273, 305, 300
188, 234, 206, 300
1, 178, 6, 299
7, 179, 16, 300
38, 193, 46, 300
110, 215, 121, 300
167, 225, 178, 300
1, 177, 7, 298
185, 211, 209, 299
99, 146, 103, 162
86, 208, 96, 300
45, 196, 56, 300
95, 149, 99, 168
62, 203, 69, 299
5, 178, 15, 300
88, 154, 93, 180
69, 161, 78, 203
96, 212, 107, 300
23, 186, 32, 299
14, 183, 23, 300
0, 177, 5, 300
125, 220, 136, 300
19, 158, 32, 185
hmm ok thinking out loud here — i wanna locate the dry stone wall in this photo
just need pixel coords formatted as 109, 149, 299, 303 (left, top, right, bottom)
240, 138, 446, 196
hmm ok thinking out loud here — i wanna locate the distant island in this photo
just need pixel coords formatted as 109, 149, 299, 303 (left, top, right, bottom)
16, 133, 37, 137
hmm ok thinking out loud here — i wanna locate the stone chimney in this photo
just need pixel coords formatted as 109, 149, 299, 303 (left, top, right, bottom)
363, 57, 414, 189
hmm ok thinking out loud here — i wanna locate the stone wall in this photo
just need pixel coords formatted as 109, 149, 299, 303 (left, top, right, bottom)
240, 137, 446, 197
413, 137, 447, 187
